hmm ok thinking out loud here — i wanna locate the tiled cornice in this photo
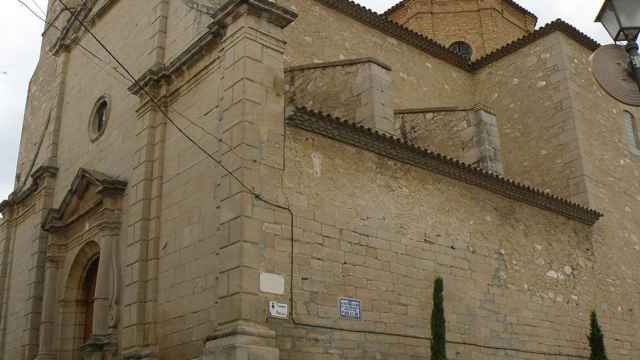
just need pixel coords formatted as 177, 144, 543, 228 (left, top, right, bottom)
383, 0, 538, 21
313, 1, 598, 72
315, 0, 472, 71
286, 106, 603, 226
471, 19, 600, 70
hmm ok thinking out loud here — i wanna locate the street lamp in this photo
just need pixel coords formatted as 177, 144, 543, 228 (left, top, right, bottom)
596, 0, 640, 89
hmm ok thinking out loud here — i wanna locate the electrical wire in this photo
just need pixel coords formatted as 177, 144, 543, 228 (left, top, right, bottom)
29, 1, 589, 358
55, 0, 261, 199
28, 0, 47, 17
16, 0, 45, 21
16, 0, 130, 85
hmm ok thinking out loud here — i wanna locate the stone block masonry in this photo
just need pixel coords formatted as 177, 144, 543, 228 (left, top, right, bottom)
3, 0, 640, 359
286, 58, 397, 137
397, 105, 504, 174
386, 0, 537, 59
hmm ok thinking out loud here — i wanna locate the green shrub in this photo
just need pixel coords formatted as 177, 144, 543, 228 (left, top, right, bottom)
588, 311, 608, 360
431, 277, 447, 360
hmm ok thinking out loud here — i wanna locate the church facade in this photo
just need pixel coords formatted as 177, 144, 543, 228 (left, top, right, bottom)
1, 0, 638, 359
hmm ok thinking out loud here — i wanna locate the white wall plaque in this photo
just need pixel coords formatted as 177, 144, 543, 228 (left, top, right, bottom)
269, 301, 289, 319
260, 272, 285, 295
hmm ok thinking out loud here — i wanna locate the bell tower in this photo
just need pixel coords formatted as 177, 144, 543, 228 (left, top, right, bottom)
385, 0, 537, 60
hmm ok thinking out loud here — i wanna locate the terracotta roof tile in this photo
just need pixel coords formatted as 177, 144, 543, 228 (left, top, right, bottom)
315, 0, 472, 70
313, 1, 600, 72
471, 19, 601, 69
286, 106, 603, 225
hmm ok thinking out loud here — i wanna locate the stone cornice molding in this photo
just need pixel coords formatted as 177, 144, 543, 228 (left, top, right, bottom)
128, 0, 297, 96
43, 168, 127, 232
182, 0, 221, 15
50, 0, 118, 56
0, 165, 58, 216
285, 57, 392, 73
286, 106, 603, 225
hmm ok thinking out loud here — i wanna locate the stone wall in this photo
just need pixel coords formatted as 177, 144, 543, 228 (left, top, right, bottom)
386, 0, 536, 59
280, 0, 475, 110
13, 1, 67, 194
0, 175, 54, 360
563, 36, 640, 356
269, 126, 596, 360
474, 32, 587, 205
3, 1, 640, 359
397, 106, 503, 173
285, 58, 396, 136
154, 49, 223, 359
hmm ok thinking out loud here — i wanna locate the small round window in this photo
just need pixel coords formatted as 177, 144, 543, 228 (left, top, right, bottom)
89, 96, 110, 141
449, 41, 473, 61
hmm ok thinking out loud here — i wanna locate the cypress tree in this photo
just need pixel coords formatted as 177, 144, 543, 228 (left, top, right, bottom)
588, 311, 608, 360
431, 277, 447, 360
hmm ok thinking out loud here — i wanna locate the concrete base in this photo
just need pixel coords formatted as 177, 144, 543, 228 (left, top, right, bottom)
203, 321, 279, 360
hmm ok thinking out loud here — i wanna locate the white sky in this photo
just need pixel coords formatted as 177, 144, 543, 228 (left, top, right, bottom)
0, 0, 612, 202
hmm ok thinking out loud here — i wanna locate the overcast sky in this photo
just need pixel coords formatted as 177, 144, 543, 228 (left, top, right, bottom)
0, 0, 612, 202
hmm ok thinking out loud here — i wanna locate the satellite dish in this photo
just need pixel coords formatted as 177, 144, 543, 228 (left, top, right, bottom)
591, 44, 640, 107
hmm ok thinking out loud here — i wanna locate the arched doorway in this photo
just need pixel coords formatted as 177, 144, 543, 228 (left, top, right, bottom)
58, 242, 100, 360
82, 257, 99, 345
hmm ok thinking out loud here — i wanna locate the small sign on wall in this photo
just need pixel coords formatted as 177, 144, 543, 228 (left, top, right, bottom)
269, 301, 289, 319
339, 298, 361, 320
260, 273, 285, 295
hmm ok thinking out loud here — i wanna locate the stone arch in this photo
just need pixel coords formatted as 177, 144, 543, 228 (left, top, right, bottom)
58, 241, 100, 360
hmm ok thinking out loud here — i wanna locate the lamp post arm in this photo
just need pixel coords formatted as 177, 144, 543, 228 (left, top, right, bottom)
625, 41, 640, 91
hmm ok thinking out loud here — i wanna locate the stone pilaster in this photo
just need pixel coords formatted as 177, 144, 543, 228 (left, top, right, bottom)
286, 58, 396, 136
357, 60, 396, 136
35, 256, 61, 360
122, 2, 169, 357
0, 206, 14, 358
46, 52, 70, 165
203, 0, 296, 359
22, 171, 57, 359
122, 103, 163, 358
462, 106, 504, 174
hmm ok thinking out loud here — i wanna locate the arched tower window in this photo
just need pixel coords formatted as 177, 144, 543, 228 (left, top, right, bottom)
82, 257, 99, 343
624, 111, 640, 156
448, 41, 473, 61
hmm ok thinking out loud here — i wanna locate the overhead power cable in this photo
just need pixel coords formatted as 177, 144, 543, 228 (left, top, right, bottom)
16, 0, 131, 85
54, 0, 279, 206
17, 0, 46, 21
29, 0, 47, 17
22, 2, 590, 358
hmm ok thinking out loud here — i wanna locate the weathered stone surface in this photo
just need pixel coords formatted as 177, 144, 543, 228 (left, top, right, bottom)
397, 106, 504, 173
387, 0, 537, 59
286, 58, 397, 136
1, 0, 639, 360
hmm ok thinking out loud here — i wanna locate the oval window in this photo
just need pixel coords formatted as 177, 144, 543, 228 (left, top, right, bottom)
89, 96, 110, 141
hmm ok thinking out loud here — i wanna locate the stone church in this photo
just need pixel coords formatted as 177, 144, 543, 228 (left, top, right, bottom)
1, 0, 639, 358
